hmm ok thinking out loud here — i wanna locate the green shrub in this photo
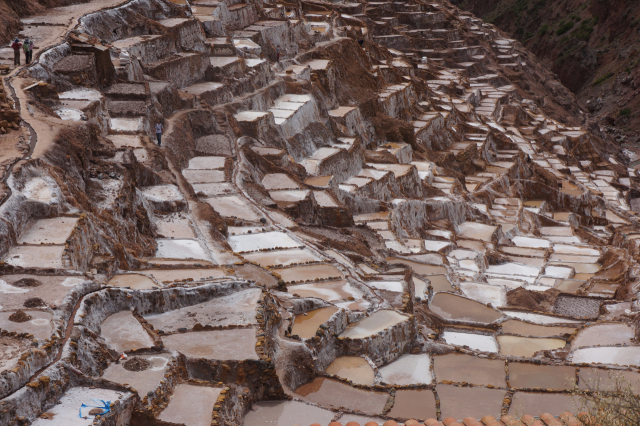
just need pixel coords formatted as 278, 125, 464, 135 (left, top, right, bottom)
592, 72, 614, 86
619, 108, 632, 117
556, 21, 575, 35
539, 23, 549, 35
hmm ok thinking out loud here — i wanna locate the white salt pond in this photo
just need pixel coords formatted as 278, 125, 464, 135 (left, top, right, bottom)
242, 248, 321, 267
288, 280, 363, 302
512, 236, 551, 248
378, 353, 432, 385
159, 384, 221, 426
486, 263, 540, 277
155, 239, 209, 260
107, 274, 158, 290
443, 331, 498, 353
503, 311, 582, 325
228, 231, 301, 252
31, 387, 126, 426
100, 311, 154, 353
367, 280, 405, 292
101, 354, 170, 395
459, 282, 506, 307
571, 346, 640, 366
340, 310, 408, 339
572, 323, 635, 349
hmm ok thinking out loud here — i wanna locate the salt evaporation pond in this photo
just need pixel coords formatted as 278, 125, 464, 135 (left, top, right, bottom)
442, 331, 498, 353
433, 353, 506, 387
291, 307, 338, 339
107, 274, 158, 290
579, 367, 640, 392
500, 319, 576, 337
509, 392, 578, 417
295, 377, 388, 414
31, 387, 126, 426
571, 323, 635, 349
244, 400, 334, 426
100, 310, 154, 353
429, 293, 502, 324
228, 231, 301, 252
459, 281, 506, 307
378, 353, 432, 385
387, 389, 437, 420
436, 384, 506, 419
144, 288, 261, 331
242, 248, 321, 267
571, 346, 640, 366
288, 280, 363, 302
508, 362, 576, 390
162, 328, 258, 360
503, 310, 582, 325
325, 356, 375, 385
339, 309, 408, 339
101, 354, 170, 395
497, 335, 566, 358
159, 384, 221, 426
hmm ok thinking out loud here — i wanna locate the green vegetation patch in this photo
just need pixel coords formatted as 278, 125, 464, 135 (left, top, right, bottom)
592, 72, 614, 86
556, 20, 575, 35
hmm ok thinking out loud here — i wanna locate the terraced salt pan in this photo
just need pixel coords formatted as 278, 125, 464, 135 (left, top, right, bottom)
155, 239, 209, 260
244, 400, 335, 426
509, 392, 579, 417
206, 195, 262, 221
436, 385, 506, 420
378, 354, 432, 385
295, 378, 388, 415
459, 281, 506, 307
579, 367, 640, 392
288, 280, 363, 302
443, 331, 498, 353
141, 184, 185, 203
18, 217, 78, 244
276, 263, 343, 283
159, 384, 221, 426
144, 288, 261, 331
503, 311, 582, 324
367, 280, 405, 292
500, 319, 576, 337
429, 293, 503, 324
102, 353, 170, 395
512, 236, 551, 248
508, 362, 576, 389
4, 245, 66, 269
486, 263, 540, 277
100, 311, 154, 353
433, 353, 506, 387
497, 335, 566, 358
571, 346, 640, 366
326, 356, 375, 385
292, 307, 338, 339
340, 310, 408, 339
228, 231, 301, 252
162, 328, 258, 360
107, 274, 158, 290
572, 323, 635, 349
387, 389, 437, 420
31, 387, 125, 426
0, 310, 53, 339
456, 222, 497, 242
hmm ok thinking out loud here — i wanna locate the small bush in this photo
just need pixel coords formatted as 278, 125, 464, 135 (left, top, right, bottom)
593, 72, 614, 86
539, 23, 549, 35
574, 372, 640, 426
619, 108, 632, 117
557, 20, 575, 35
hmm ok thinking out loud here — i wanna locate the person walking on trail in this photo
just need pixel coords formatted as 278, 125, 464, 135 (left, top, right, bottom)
23, 39, 32, 65
11, 39, 22, 66
155, 121, 163, 147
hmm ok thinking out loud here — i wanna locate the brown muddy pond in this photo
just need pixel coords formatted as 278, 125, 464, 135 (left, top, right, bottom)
243, 400, 334, 426
428, 274, 453, 292
429, 293, 502, 324
144, 268, 227, 283
387, 389, 437, 420
497, 335, 566, 358
433, 353, 506, 387
295, 377, 389, 415
325, 356, 375, 386
339, 309, 408, 339
233, 264, 278, 287
436, 384, 506, 419
509, 392, 579, 417
291, 307, 338, 339
508, 362, 576, 390
158, 384, 221, 426
500, 319, 576, 337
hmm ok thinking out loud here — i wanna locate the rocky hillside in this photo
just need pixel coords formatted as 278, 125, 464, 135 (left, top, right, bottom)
451, 0, 640, 149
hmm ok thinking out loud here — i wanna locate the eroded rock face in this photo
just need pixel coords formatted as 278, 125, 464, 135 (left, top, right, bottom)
2, 0, 640, 424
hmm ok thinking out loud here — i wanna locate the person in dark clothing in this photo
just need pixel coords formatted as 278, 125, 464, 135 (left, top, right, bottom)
23, 39, 32, 64
358, 39, 364, 46
11, 39, 22, 66
155, 121, 163, 146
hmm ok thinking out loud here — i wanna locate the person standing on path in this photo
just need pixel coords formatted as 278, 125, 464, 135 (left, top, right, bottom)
23, 39, 32, 65
11, 39, 22, 66
155, 121, 163, 147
